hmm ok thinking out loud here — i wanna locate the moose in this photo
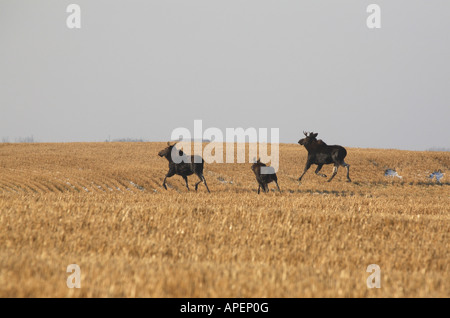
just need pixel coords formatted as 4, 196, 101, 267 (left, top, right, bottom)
297, 132, 351, 183
158, 141, 210, 193
251, 158, 281, 194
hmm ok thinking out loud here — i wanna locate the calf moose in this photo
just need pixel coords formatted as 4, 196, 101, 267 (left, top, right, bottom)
251, 158, 281, 194
297, 132, 351, 183
158, 141, 210, 193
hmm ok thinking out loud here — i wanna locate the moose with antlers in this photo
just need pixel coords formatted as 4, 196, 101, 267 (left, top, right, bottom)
297, 132, 351, 183
158, 141, 210, 193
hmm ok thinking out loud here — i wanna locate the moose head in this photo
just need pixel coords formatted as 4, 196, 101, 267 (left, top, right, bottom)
298, 131, 318, 147
158, 141, 182, 159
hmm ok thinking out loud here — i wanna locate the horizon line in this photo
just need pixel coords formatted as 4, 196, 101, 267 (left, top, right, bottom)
0, 139, 449, 152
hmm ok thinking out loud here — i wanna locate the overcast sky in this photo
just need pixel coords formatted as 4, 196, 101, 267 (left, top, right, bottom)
0, 1, 449, 150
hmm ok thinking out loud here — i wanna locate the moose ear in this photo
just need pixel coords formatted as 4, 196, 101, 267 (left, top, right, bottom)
312, 133, 318, 138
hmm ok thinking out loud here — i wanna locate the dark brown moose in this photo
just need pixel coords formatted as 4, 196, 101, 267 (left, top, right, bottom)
251, 158, 281, 194
297, 132, 351, 183
158, 141, 210, 193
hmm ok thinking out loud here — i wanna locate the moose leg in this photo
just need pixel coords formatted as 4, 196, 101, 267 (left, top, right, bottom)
194, 175, 202, 191
257, 184, 261, 194
315, 164, 327, 178
182, 176, 190, 191
298, 161, 312, 182
259, 182, 266, 193
342, 161, 351, 182
195, 174, 210, 193
275, 180, 281, 192
202, 176, 211, 193
327, 164, 338, 182
162, 170, 175, 190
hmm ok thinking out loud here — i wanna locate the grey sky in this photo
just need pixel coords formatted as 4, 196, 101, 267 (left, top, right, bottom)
0, 0, 449, 150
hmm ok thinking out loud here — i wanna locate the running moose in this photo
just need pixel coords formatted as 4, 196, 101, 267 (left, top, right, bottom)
158, 141, 210, 193
251, 158, 281, 194
297, 132, 351, 183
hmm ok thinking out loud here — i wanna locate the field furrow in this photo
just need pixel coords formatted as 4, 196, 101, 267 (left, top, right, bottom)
0, 142, 448, 297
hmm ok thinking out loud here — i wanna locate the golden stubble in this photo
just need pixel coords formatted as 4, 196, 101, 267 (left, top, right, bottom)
0, 142, 448, 297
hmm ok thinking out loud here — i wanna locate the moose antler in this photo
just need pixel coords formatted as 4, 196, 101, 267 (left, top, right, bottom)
303, 131, 308, 137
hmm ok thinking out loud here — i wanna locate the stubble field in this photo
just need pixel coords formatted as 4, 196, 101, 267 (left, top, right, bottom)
0, 142, 448, 297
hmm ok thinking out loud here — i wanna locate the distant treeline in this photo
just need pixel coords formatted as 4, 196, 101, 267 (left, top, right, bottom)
1, 136, 35, 143
426, 147, 450, 152
105, 138, 212, 143
106, 138, 146, 142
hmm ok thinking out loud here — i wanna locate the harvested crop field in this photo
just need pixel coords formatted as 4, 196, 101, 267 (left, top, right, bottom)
0, 142, 449, 297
